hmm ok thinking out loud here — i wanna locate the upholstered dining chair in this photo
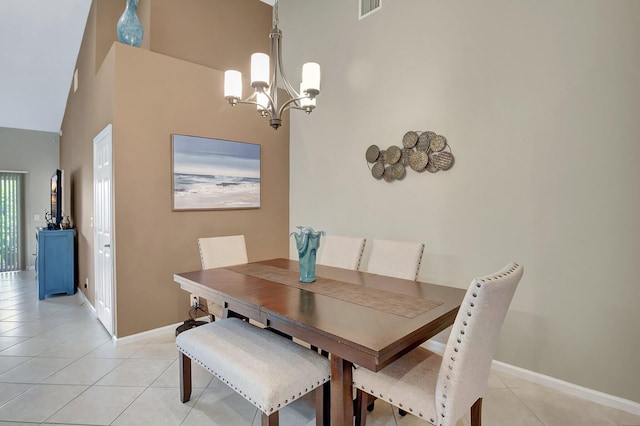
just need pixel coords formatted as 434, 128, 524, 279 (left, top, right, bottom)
316, 235, 366, 270
360, 239, 425, 280
197, 235, 248, 320
353, 263, 524, 426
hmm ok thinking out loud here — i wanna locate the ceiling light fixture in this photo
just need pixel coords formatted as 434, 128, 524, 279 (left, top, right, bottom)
223, 0, 320, 130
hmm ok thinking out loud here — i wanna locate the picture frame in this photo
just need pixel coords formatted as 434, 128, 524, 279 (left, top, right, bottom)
171, 134, 261, 211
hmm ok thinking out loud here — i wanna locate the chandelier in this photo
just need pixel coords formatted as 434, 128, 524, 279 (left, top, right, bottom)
223, 0, 321, 130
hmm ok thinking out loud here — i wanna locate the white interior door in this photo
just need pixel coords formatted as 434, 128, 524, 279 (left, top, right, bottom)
93, 124, 115, 336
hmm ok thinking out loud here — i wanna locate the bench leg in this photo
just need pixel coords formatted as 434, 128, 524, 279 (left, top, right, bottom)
261, 411, 279, 426
355, 389, 369, 426
315, 381, 330, 426
179, 352, 192, 403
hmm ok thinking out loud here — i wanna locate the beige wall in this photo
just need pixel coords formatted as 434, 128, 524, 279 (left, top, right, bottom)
111, 44, 289, 337
150, 0, 271, 74
281, 0, 640, 404
60, 1, 115, 304
61, 0, 289, 338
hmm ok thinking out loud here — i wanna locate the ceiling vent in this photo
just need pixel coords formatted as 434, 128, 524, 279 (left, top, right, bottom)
359, 0, 381, 20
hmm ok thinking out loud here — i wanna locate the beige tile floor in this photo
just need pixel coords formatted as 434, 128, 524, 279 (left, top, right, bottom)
0, 270, 638, 426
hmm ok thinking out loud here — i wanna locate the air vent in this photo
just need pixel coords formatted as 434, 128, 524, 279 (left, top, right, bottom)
359, 0, 381, 20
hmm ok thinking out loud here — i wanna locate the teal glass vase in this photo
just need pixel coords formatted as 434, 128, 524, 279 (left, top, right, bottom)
117, 0, 143, 47
290, 226, 325, 283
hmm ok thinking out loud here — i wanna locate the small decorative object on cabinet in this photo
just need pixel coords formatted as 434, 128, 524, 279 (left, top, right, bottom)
290, 226, 325, 283
61, 216, 71, 229
37, 229, 75, 300
117, 0, 143, 47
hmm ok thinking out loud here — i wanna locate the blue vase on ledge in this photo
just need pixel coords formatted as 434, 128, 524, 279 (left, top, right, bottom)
117, 0, 143, 47
290, 226, 325, 283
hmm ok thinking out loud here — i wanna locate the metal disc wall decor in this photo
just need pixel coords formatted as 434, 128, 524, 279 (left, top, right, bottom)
430, 150, 454, 170
383, 167, 395, 182
402, 131, 419, 148
384, 146, 402, 165
391, 163, 406, 180
408, 150, 428, 171
426, 162, 439, 173
371, 161, 385, 179
365, 130, 455, 182
366, 145, 381, 163
429, 135, 447, 152
400, 148, 412, 166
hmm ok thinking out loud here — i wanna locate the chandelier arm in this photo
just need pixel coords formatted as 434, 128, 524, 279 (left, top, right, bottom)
256, 88, 278, 119
232, 99, 263, 108
277, 95, 311, 118
274, 27, 300, 104
230, 95, 276, 119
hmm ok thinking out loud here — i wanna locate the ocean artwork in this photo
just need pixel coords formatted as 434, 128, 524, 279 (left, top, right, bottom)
172, 134, 261, 210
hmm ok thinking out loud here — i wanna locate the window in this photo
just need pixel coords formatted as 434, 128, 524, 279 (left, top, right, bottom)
0, 172, 24, 272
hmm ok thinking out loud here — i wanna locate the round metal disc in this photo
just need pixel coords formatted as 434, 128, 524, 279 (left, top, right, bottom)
426, 162, 439, 173
391, 163, 406, 180
400, 148, 412, 166
419, 131, 436, 144
365, 145, 380, 163
408, 150, 429, 171
384, 146, 402, 165
371, 161, 385, 179
416, 139, 429, 151
430, 135, 447, 152
402, 131, 419, 148
431, 151, 454, 170
383, 166, 395, 182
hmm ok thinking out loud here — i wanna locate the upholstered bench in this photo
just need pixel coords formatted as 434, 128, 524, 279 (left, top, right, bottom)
176, 317, 331, 426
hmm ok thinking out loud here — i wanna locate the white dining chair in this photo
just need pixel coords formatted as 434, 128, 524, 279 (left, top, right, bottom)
360, 239, 425, 280
316, 235, 366, 270
353, 263, 524, 426
197, 235, 248, 319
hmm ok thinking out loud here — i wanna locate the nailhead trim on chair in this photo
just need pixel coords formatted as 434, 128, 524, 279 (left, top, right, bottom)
437, 263, 520, 426
354, 263, 521, 426
414, 244, 425, 280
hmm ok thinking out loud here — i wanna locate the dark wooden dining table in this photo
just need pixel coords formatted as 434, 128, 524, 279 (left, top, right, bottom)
174, 258, 466, 426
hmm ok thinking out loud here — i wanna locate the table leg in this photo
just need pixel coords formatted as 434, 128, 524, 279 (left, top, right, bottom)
331, 355, 354, 426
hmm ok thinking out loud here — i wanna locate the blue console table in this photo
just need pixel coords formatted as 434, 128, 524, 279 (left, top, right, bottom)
37, 229, 75, 300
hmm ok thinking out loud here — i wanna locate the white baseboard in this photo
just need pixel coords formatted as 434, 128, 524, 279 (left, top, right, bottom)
113, 316, 210, 346
79, 285, 209, 347
490, 360, 640, 416
77, 288, 97, 317
422, 339, 640, 416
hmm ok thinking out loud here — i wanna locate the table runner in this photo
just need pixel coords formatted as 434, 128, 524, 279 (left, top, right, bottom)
227, 263, 442, 319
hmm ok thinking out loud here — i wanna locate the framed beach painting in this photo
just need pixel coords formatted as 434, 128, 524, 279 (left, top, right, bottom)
171, 134, 261, 210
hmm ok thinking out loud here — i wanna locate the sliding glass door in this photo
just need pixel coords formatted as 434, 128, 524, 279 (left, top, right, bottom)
0, 172, 24, 272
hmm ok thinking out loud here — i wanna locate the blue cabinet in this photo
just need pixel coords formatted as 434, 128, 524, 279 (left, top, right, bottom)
37, 229, 75, 300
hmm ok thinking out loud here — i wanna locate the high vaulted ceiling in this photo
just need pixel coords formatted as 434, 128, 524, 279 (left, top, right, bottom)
0, 0, 274, 134
0, 0, 92, 133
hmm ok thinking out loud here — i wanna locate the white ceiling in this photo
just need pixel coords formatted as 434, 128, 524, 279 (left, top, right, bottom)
0, 0, 276, 134
0, 0, 92, 133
